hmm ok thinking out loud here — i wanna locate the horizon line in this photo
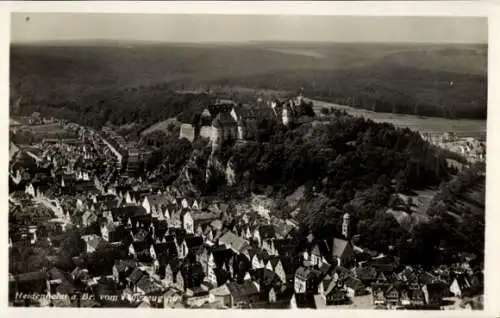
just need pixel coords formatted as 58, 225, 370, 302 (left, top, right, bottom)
10, 38, 488, 45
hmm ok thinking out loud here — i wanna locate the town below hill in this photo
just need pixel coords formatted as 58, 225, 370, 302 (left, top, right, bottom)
9, 91, 485, 309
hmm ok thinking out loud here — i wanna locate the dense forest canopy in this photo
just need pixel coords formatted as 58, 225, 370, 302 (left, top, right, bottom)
209, 65, 487, 119
11, 42, 487, 121
218, 112, 451, 199
15, 86, 214, 136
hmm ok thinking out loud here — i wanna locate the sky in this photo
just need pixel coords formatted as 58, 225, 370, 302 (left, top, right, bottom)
11, 13, 487, 44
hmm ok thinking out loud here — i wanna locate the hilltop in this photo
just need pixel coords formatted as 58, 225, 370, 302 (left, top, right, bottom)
141, 107, 484, 268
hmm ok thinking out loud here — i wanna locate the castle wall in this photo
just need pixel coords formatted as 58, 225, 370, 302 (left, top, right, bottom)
200, 126, 215, 140
179, 124, 195, 142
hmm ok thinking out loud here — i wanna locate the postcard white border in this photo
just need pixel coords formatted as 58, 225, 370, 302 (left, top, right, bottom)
0, 1, 498, 318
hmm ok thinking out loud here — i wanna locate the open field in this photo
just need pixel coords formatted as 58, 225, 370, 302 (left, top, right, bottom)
140, 117, 180, 136
28, 123, 65, 132
309, 98, 486, 140
16, 123, 79, 142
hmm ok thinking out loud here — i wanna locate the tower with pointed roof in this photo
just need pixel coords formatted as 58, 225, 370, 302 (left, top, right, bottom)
342, 213, 350, 239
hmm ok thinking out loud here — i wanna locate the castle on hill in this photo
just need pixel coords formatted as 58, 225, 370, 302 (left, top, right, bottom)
180, 93, 310, 148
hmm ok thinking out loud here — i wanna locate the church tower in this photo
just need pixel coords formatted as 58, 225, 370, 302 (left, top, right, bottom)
342, 213, 350, 239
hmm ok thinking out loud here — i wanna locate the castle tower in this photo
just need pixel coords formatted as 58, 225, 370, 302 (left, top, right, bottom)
342, 213, 350, 238
282, 106, 289, 126
237, 119, 244, 140
297, 89, 304, 105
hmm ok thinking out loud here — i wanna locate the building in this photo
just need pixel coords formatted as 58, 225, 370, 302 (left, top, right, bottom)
342, 213, 350, 238
211, 112, 238, 148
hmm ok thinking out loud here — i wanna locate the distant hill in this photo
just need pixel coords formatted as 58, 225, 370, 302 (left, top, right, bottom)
10, 42, 487, 120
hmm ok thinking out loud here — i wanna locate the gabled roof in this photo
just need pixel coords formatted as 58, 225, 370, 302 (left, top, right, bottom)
257, 268, 280, 288
330, 237, 352, 259
212, 112, 237, 128
191, 211, 220, 224
272, 219, 295, 238
354, 267, 378, 281
226, 280, 260, 298
269, 256, 281, 269
376, 272, 388, 282
114, 259, 138, 273
205, 102, 235, 118
311, 243, 323, 256
210, 283, 231, 297
247, 246, 269, 262
127, 268, 147, 285
219, 231, 249, 254
295, 266, 312, 280
210, 219, 223, 231
145, 194, 171, 208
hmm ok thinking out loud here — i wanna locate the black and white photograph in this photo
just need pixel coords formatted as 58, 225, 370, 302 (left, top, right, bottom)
6, 3, 492, 312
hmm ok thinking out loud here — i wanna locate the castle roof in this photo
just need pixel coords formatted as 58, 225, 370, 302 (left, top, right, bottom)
212, 112, 237, 128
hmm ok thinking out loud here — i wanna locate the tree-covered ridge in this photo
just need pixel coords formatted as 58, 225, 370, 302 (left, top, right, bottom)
424, 164, 485, 256
209, 64, 487, 119
11, 43, 487, 120
14, 85, 214, 135
193, 110, 483, 268
222, 111, 451, 198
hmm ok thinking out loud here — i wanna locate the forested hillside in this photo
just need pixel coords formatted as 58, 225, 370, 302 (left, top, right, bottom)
211, 65, 486, 119
11, 42, 487, 121
136, 108, 485, 269
15, 85, 214, 135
